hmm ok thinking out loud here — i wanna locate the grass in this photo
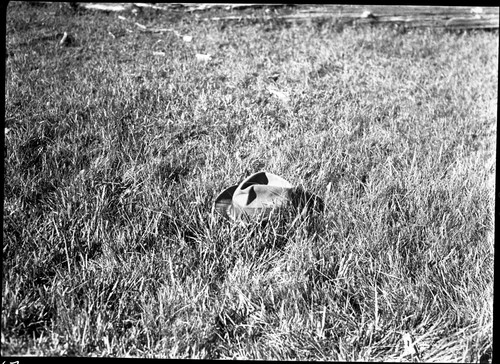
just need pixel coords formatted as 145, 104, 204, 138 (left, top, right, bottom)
2, 2, 497, 360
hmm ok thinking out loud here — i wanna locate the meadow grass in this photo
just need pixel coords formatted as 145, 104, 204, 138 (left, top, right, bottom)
3, 2, 497, 360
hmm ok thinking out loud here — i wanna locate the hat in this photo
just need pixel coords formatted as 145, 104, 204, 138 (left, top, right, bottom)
214, 171, 324, 221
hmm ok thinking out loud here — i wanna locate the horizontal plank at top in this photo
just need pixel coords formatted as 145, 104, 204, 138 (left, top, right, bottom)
207, 5, 499, 29
294, 5, 499, 16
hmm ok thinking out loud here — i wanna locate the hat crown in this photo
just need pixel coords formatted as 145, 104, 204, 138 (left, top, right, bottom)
236, 171, 292, 191
214, 171, 323, 221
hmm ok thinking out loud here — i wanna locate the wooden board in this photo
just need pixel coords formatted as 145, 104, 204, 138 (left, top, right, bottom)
208, 5, 500, 30
75, 3, 499, 29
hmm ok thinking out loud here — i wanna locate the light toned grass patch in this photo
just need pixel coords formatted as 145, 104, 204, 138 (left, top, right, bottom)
3, 2, 496, 360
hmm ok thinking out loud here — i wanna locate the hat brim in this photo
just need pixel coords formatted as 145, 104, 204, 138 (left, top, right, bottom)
214, 185, 238, 218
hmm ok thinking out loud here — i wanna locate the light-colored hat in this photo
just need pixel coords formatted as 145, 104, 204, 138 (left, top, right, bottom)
214, 171, 324, 221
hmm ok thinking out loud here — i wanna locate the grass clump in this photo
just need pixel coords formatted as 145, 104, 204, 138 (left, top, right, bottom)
3, 2, 496, 361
